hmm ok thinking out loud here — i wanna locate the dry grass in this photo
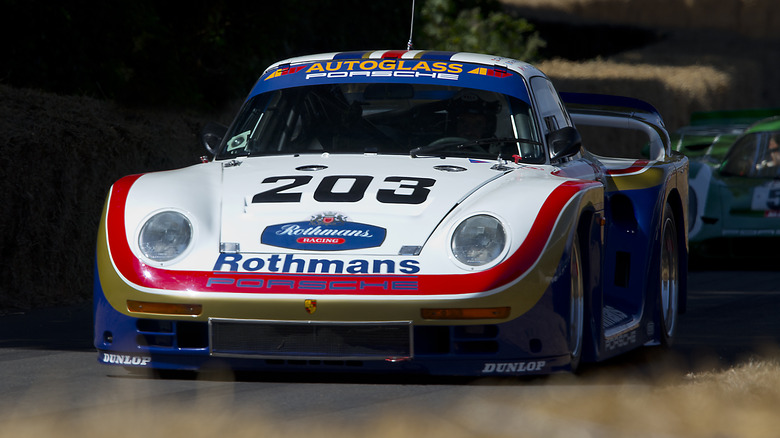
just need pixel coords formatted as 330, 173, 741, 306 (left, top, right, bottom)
507, 0, 780, 130
529, 358, 780, 437
1, 357, 779, 437
538, 58, 736, 130
539, 60, 731, 101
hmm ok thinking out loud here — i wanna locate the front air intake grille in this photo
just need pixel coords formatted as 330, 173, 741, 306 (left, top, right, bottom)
209, 319, 413, 360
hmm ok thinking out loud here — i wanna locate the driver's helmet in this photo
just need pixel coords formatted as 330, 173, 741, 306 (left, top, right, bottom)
447, 89, 501, 138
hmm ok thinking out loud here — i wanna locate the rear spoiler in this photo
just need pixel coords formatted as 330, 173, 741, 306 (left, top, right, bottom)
561, 92, 670, 161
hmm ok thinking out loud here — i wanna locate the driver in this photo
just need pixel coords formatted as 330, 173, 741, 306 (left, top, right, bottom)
447, 90, 500, 140
766, 134, 780, 167
756, 132, 780, 177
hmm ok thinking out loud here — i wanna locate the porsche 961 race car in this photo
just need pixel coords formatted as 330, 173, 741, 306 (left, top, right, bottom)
675, 109, 780, 260
94, 50, 688, 376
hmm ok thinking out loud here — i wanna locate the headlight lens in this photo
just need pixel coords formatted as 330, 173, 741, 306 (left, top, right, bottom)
451, 214, 507, 266
138, 211, 192, 262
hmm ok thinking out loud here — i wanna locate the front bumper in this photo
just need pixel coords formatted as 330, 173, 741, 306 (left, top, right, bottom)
94, 277, 575, 376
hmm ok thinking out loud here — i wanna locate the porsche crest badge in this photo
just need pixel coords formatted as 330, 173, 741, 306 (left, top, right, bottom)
304, 299, 317, 314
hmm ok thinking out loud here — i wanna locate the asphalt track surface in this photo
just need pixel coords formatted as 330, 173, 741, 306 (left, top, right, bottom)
1, 269, 779, 425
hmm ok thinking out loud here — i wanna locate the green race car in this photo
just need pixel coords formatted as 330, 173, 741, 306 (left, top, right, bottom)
675, 109, 780, 260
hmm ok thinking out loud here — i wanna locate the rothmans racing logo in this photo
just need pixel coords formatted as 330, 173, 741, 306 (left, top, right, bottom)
261, 213, 386, 251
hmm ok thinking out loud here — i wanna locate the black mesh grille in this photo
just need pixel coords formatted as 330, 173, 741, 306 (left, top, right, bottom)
210, 319, 412, 360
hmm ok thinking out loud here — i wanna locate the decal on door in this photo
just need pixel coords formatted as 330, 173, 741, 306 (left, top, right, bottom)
752, 180, 780, 213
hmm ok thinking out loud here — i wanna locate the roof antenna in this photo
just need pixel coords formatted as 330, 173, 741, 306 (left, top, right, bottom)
407, 0, 415, 50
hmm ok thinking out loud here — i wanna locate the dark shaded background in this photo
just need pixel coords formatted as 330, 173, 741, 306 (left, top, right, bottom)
2, 0, 538, 109
1, 1, 418, 108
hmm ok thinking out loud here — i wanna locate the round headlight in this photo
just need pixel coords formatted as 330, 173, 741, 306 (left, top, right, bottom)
451, 214, 507, 267
138, 211, 193, 262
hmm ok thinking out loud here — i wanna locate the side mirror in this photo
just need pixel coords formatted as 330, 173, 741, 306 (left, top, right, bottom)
201, 122, 228, 155
549, 126, 582, 161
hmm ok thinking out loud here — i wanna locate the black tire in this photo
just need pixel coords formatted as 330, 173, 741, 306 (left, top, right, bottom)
568, 232, 585, 372
659, 203, 680, 347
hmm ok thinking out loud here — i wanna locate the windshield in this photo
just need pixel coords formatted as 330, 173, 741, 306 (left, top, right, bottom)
721, 131, 780, 178
217, 83, 543, 162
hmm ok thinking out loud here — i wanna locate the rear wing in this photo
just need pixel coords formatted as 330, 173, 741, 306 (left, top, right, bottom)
561, 92, 670, 161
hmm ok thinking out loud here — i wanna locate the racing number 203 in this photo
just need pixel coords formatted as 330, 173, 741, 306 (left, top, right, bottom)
251, 175, 436, 205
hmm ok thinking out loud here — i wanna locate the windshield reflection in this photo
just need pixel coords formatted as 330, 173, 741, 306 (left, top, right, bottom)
217, 83, 543, 163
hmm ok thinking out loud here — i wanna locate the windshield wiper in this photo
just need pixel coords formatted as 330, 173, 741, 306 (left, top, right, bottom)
410, 137, 542, 158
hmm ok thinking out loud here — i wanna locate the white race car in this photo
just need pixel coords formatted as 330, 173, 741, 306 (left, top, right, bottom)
94, 50, 688, 376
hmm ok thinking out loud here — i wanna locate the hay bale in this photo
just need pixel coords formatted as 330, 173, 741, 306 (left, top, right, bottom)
0, 85, 215, 309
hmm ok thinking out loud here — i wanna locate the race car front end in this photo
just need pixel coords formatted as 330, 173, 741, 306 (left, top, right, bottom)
94, 155, 602, 376
93, 50, 632, 376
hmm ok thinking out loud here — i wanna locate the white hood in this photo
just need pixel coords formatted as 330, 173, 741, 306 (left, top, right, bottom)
218, 155, 512, 255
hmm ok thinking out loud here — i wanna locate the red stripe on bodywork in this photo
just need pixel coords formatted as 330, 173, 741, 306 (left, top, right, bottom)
105, 176, 594, 296
381, 50, 408, 59
606, 159, 650, 175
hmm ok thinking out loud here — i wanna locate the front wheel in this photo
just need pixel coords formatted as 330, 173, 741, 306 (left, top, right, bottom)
659, 203, 680, 346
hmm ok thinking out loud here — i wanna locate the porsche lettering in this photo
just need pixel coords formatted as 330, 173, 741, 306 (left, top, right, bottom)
206, 277, 419, 292
605, 330, 637, 351
306, 71, 459, 81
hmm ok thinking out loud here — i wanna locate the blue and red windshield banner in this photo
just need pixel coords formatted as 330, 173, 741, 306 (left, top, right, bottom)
249, 52, 531, 104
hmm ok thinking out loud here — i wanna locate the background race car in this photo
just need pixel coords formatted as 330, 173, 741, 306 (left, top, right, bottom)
94, 50, 688, 376
674, 109, 780, 260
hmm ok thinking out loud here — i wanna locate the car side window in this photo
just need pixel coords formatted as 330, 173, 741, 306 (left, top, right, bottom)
722, 131, 780, 178
529, 76, 571, 138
